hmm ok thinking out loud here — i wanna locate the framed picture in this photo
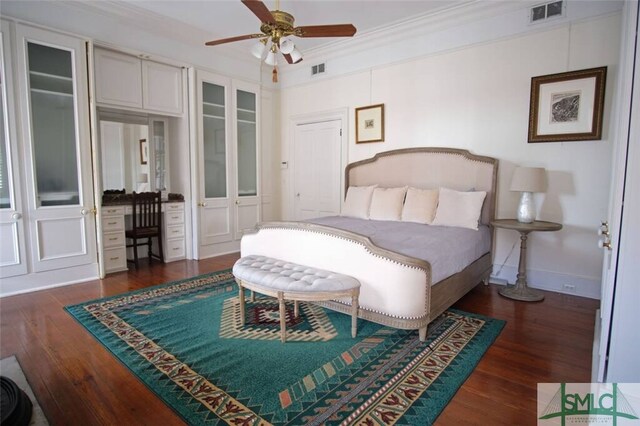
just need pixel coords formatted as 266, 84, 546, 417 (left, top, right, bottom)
528, 67, 607, 143
355, 104, 385, 143
139, 139, 148, 165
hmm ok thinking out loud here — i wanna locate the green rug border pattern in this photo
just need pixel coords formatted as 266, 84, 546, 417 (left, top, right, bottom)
65, 270, 505, 425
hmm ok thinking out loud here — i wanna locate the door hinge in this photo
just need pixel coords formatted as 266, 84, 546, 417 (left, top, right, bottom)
340, 129, 342, 136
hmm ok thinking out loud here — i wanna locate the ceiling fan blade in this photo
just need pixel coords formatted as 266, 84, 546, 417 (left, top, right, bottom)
241, 0, 275, 24
283, 53, 303, 65
295, 24, 357, 38
205, 34, 264, 46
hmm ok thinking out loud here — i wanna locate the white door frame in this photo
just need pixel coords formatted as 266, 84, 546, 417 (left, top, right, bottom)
288, 108, 348, 220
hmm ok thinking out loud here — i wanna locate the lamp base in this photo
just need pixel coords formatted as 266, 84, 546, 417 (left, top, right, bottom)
517, 191, 536, 223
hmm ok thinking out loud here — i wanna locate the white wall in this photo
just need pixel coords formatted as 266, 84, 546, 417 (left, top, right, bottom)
279, 13, 622, 299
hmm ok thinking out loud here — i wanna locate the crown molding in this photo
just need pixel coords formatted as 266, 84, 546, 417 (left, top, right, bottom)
277, 0, 623, 88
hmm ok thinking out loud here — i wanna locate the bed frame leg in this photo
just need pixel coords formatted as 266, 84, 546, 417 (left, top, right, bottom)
419, 327, 427, 342
482, 277, 490, 286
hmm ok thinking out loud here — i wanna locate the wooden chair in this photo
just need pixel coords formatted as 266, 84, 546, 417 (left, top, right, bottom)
126, 191, 164, 268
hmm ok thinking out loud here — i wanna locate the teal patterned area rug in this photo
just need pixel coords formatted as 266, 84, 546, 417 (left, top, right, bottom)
65, 270, 504, 425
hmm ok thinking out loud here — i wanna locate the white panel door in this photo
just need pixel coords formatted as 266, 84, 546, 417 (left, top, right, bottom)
16, 24, 97, 273
196, 71, 233, 247
293, 120, 342, 220
0, 29, 28, 279
233, 81, 260, 239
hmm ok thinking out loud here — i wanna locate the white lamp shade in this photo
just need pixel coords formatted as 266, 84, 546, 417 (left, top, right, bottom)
265, 50, 277, 66
510, 167, 547, 193
250, 40, 266, 59
289, 48, 302, 63
279, 37, 295, 54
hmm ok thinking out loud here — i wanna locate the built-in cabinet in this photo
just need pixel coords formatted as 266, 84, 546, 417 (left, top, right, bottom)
0, 21, 99, 294
100, 202, 186, 274
195, 70, 261, 258
94, 47, 183, 116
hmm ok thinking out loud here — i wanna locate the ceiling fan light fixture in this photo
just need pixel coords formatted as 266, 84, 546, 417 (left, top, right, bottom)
289, 48, 303, 63
279, 37, 295, 54
250, 39, 267, 59
265, 50, 278, 66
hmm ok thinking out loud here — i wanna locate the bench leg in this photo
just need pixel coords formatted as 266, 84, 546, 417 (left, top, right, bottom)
419, 326, 427, 342
351, 292, 359, 338
278, 291, 286, 343
237, 280, 246, 327
250, 290, 255, 302
294, 300, 299, 318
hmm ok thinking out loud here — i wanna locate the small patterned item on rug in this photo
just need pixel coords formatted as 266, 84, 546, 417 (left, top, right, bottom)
66, 270, 504, 426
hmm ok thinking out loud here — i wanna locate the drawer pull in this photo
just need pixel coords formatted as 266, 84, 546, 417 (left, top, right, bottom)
109, 237, 118, 241
107, 221, 117, 225
110, 256, 119, 261
107, 209, 117, 213
172, 216, 179, 219
172, 247, 180, 251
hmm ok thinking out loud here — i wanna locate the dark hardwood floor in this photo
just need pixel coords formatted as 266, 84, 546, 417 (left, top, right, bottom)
0, 254, 599, 425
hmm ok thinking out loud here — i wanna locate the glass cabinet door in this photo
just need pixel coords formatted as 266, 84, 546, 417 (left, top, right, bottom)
202, 82, 227, 199
16, 24, 97, 274
236, 90, 256, 197
27, 42, 80, 207
150, 118, 168, 193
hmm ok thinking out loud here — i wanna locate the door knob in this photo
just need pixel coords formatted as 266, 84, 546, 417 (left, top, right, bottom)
80, 208, 88, 215
235, 200, 240, 205
12, 212, 22, 220
296, 193, 300, 197
598, 221, 609, 236
198, 202, 207, 207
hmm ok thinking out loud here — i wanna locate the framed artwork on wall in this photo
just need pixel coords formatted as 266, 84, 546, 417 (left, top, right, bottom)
140, 139, 148, 165
528, 67, 607, 143
355, 104, 385, 143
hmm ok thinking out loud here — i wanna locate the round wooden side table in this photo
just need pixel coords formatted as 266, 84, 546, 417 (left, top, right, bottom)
491, 219, 562, 302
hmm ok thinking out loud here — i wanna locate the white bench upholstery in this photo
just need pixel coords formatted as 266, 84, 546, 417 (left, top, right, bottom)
232, 255, 361, 342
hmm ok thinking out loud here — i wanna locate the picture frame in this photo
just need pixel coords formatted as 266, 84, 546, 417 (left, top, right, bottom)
139, 139, 148, 165
528, 67, 607, 143
355, 104, 385, 143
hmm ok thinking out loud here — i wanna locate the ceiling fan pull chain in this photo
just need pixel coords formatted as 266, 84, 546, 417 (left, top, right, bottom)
272, 66, 278, 83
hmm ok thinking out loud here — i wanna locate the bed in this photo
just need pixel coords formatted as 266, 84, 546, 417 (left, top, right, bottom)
240, 147, 498, 340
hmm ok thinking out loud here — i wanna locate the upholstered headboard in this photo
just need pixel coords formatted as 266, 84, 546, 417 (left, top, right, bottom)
345, 148, 499, 225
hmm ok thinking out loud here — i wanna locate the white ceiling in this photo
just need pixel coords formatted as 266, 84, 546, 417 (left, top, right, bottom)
110, 0, 470, 53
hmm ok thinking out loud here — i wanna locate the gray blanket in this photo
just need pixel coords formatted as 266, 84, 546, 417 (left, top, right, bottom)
308, 216, 491, 285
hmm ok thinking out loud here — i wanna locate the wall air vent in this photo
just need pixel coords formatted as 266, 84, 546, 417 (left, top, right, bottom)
311, 63, 326, 76
530, 0, 564, 23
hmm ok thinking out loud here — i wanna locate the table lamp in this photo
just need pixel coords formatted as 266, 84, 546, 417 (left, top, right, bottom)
510, 167, 547, 223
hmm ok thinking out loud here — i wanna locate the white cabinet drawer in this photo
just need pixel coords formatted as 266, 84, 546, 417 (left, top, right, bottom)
103, 232, 125, 248
166, 224, 184, 239
103, 206, 125, 216
102, 216, 124, 232
104, 247, 127, 272
165, 238, 185, 259
165, 202, 184, 211
165, 210, 184, 225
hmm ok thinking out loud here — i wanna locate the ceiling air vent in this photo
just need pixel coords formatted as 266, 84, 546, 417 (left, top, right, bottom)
530, 0, 564, 23
311, 63, 326, 76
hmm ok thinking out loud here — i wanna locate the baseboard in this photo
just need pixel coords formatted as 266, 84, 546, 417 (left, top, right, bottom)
490, 265, 600, 300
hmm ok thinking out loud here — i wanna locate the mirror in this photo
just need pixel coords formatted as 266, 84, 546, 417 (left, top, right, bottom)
99, 118, 168, 194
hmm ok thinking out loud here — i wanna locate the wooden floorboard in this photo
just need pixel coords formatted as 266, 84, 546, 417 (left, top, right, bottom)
0, 253, 599, 425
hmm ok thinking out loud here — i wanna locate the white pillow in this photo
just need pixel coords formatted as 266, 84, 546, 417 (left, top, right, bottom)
431, 187, 487, 230
369, 187, 408, 221
401, 187, 439, 224
341, 185, 378, 219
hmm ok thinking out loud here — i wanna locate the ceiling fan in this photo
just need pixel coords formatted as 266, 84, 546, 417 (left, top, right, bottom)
205, 0, 357, 82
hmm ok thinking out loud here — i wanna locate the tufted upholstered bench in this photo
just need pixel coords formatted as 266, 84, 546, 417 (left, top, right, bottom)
232, 255, 361, 342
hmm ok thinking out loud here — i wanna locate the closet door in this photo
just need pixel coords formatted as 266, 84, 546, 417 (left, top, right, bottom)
0, 29, 28, 278
15, 25, 97, 272
196, 71, 233, 247
232, 82, 260, 240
